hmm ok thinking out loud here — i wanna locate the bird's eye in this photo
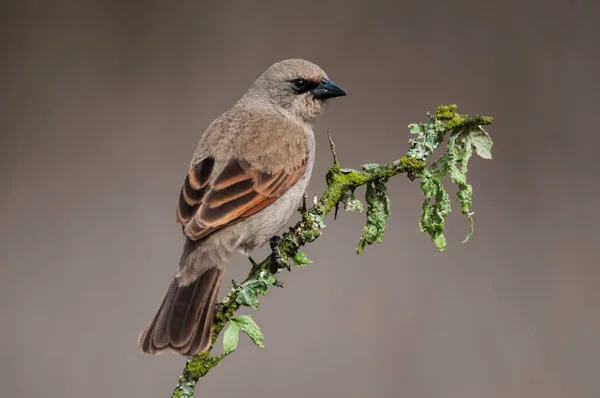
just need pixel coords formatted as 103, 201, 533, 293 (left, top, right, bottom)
291, 78, 308, 92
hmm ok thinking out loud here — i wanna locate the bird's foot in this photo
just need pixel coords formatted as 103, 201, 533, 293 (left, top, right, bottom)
269, 235, 290, 273
247, 256, 259, 268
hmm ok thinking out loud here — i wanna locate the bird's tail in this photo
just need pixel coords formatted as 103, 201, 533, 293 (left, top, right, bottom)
138, 240, 226, 356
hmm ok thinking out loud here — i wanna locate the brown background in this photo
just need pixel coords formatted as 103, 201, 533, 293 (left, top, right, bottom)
1, 1, 599, 397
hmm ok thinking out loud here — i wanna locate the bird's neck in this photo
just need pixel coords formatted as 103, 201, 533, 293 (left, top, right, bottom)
235, 96, 313, 131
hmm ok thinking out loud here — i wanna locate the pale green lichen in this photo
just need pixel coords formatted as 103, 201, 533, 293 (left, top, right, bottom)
340, 191, 364, 212
234, 272, 277, 309
357, 178, 391, 255
407, 113, 447, 160
418, 110, 494, 250
419, 168, 451, 251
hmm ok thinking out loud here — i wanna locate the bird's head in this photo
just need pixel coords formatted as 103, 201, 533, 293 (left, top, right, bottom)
247, 59, 346, 124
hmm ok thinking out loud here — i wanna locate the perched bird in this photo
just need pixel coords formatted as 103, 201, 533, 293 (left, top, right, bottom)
138, 59, 347, 356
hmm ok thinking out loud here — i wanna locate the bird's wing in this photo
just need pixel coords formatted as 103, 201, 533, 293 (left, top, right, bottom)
176, 156, 306, 241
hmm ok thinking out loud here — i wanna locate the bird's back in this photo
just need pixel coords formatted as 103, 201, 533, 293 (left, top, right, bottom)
191, 104, 309, 175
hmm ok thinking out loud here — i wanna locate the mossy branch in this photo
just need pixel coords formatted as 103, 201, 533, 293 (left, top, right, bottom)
171, 104, 494, 398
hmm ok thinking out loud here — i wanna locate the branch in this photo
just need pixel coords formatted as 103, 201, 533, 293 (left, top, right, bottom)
170, 105, 494, 398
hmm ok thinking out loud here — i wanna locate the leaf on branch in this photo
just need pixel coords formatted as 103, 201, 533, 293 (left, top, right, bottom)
357, 178, 391, 255
231, 315, 264, 348
222, 319, 241, 356
221, 315, 264, 357
234, 272, 277, 309
291, 251, 313, 267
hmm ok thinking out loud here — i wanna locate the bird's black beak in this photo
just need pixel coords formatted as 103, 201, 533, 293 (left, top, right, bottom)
311, 78, 347, 99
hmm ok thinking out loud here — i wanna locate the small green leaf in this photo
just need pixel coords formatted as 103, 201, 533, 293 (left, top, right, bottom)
222, 321, 240, 356
235, 281, 261, 309
261, 273, 277, 285
231, 315, 264, 348
291, 251, 313, 267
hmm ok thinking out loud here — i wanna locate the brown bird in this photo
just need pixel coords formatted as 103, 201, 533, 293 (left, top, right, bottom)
138, 59, 347, 356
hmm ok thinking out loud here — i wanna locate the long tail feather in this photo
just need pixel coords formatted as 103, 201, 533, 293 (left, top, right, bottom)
138, 265, 224, 356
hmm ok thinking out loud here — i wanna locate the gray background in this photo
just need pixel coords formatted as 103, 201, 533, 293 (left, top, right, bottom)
1, 1, 599, 397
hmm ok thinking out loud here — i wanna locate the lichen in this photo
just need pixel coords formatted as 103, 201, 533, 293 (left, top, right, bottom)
340, 191, 364, 212
357, 178, 391, 255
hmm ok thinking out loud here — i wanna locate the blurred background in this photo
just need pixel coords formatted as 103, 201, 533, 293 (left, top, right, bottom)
1, 1, 599, 397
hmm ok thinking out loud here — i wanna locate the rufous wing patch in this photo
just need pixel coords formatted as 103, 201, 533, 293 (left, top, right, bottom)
176, 156, 306, 241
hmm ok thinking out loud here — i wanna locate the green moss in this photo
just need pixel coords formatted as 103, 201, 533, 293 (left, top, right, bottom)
447, 114, 465, 130
172, 389, 184, 398
435, 104, 458, 119
214, 302, 237, 327
317, 173, 355, 214
435, 104, 465, 130
457, 114, 494, 128
398, 156, 426, 180
480, 115, 494, 124
400, 156, 426, 173
186, 353, 220, 379
297, 229, 319, 244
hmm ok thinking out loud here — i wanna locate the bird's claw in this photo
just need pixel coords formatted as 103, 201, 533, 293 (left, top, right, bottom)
247, 256, 258, 268
269, 235, 290, 272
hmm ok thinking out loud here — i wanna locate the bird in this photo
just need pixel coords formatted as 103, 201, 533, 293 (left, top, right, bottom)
138, 59, 346, 356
